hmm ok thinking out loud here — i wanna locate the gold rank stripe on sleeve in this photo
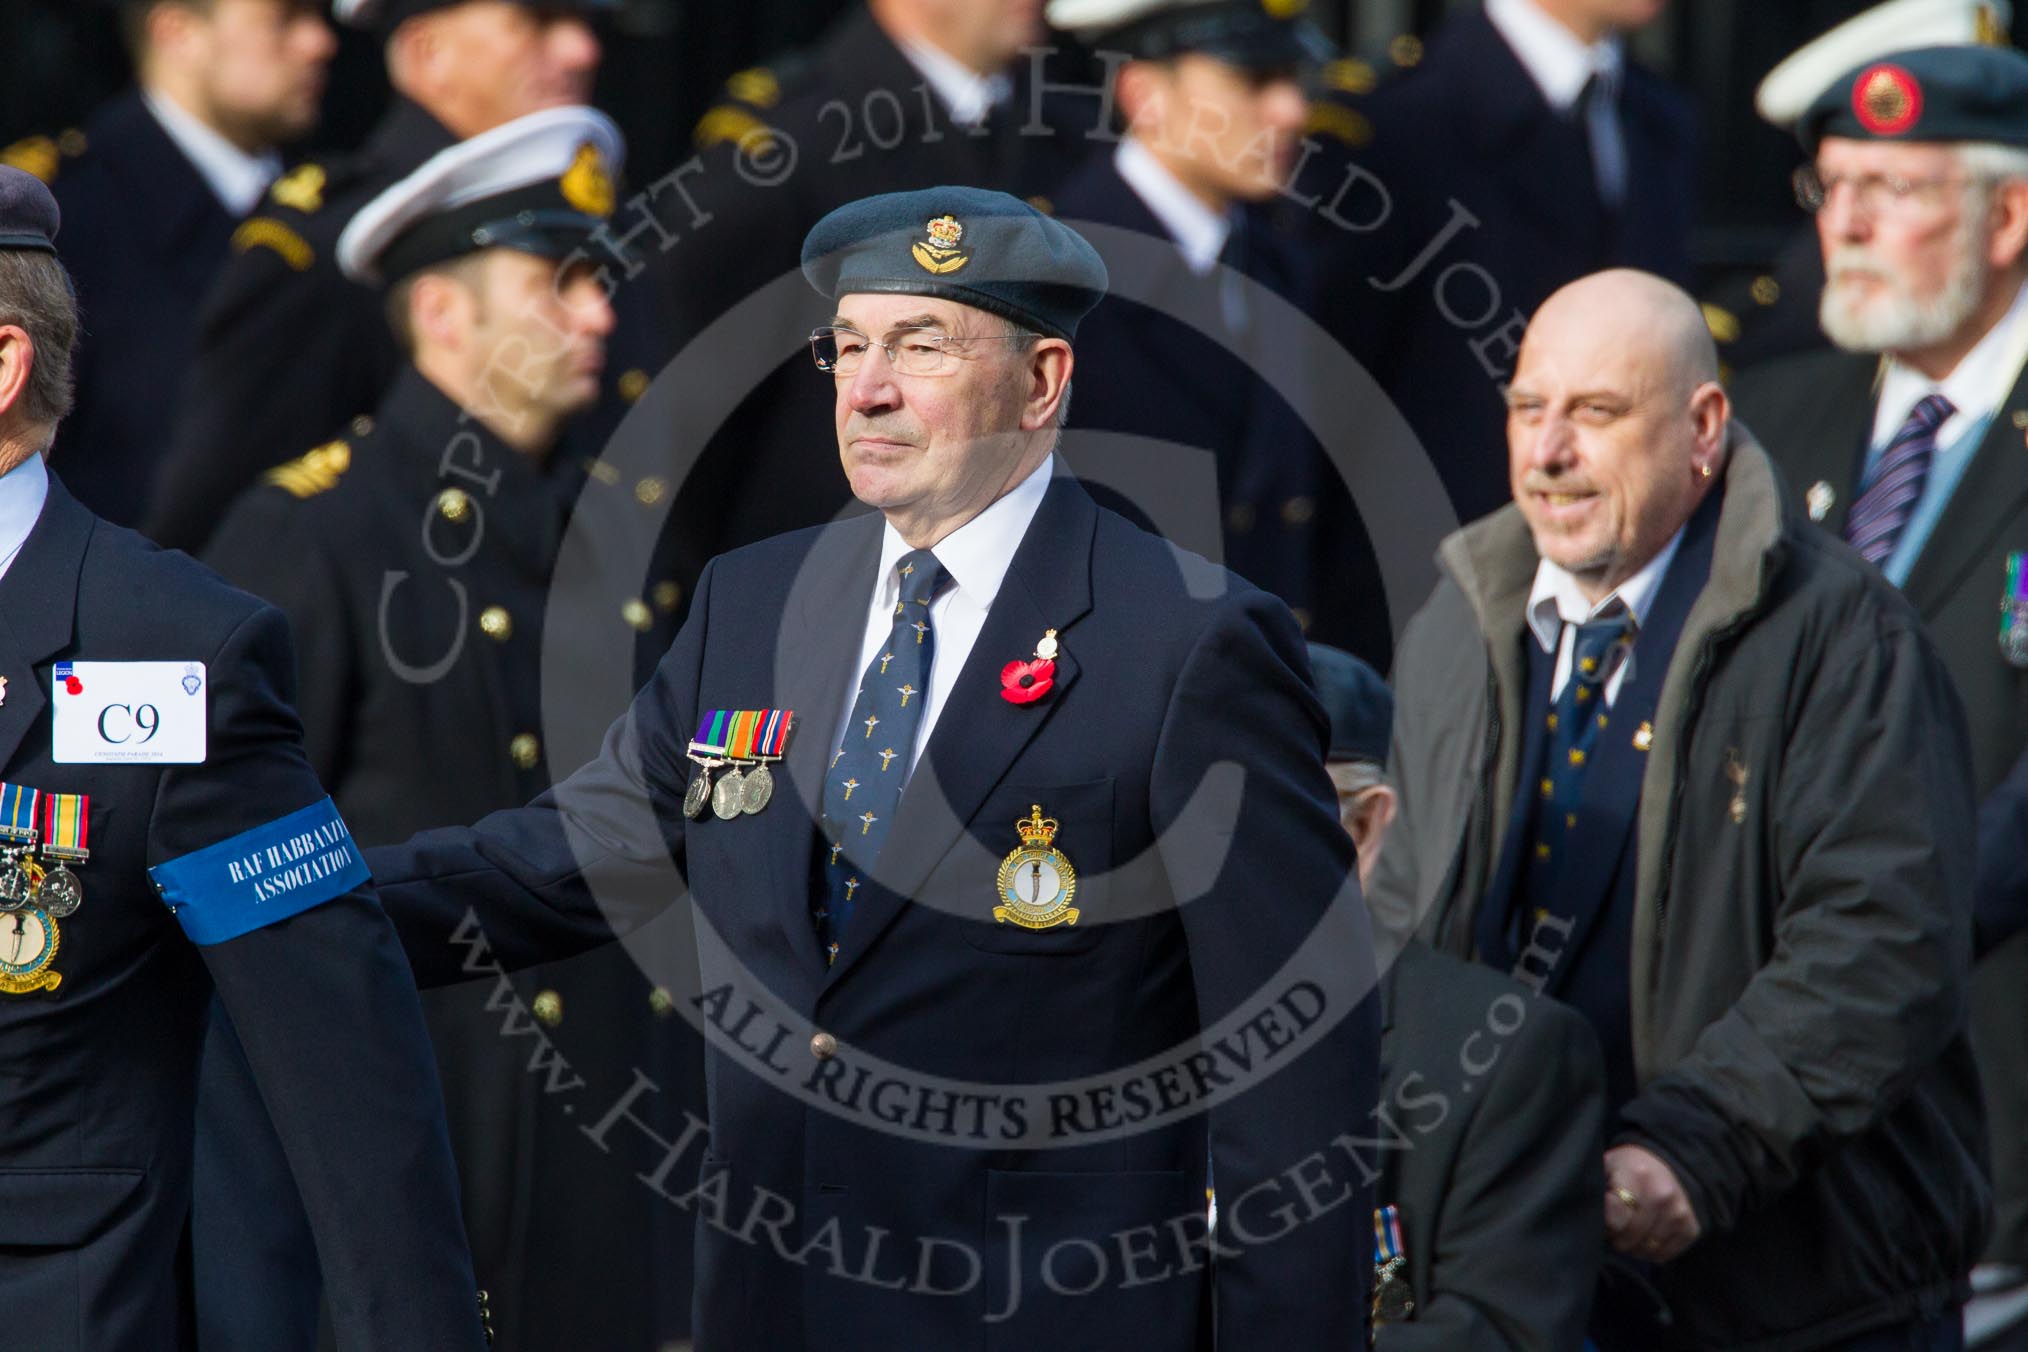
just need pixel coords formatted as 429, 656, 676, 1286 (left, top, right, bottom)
231, 218, 316, 271
262, 440, 352, 499
692, 105, 778, 155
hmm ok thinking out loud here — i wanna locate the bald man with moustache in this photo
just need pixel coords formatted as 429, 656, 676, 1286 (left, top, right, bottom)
1368, 270, 1988, 1349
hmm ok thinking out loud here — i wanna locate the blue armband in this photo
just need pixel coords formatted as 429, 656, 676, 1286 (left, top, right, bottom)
150, 797, 370, 945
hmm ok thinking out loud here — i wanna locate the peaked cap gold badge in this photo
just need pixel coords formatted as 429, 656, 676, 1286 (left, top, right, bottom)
561, 142, 616, 217
270, 163, 327, 214
912, 214, 972, 275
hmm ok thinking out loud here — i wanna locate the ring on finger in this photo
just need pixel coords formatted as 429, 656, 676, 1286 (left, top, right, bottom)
1610, 1185, 1641, 1212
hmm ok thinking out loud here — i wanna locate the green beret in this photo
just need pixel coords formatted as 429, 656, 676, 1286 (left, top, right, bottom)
1799, 43, 2028, 150
801, 187, 1109, 342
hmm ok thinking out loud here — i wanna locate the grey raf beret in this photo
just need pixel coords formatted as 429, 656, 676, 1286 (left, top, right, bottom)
801, 187, 1109, 341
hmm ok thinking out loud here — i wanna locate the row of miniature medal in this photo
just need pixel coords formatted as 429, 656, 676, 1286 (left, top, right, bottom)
684, 709, 795, 821
0, 784, 88, 918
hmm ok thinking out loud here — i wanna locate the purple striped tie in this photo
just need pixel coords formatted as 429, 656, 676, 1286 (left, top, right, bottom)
1845, 393, 1954, 566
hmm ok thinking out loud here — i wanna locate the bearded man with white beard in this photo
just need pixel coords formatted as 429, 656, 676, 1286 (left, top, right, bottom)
1732, 42, 2028, 1303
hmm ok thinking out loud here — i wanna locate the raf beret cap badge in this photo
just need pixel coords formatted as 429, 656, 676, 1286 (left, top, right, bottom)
914, 215, 970, 275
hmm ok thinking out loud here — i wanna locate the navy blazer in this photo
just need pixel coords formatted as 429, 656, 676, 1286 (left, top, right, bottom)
1313, 6, 1697, 524
49, 91, 239, 528
369, 472, 1381, 1349
0, 473, 482, 1350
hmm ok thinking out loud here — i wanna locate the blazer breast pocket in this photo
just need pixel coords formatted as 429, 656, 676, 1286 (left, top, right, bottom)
948, 778, 1114, 957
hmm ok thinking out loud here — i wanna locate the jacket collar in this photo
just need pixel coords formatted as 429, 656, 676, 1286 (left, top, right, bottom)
379, 366, 567, 578
364, 97, 459, 176
0, 473, 93, 772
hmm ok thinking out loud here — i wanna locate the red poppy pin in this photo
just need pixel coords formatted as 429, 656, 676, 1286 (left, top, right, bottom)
1000, 629, 1061, 705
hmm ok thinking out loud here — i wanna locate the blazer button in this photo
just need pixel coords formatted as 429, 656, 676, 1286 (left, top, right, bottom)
479, 606, 512, 641
635, 476, 667, 506
621, 598, 654, 631
437, 487, 473, 522
532, 990, 563, 1027
510, 733, 540, 770
810, 1031, 838, 1061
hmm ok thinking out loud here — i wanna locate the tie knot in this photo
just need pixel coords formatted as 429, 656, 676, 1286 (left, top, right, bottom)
896, 549, 948, 608
1907, 393, 1955, 434
1571, 613, 1633, 685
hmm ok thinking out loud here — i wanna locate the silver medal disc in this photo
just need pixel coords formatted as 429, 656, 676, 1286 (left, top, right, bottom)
712, 766, 746, 820
741, 763, 774, 815
38, 865, 80, 919
0, 860, 29, 911
683, 770, 712, 820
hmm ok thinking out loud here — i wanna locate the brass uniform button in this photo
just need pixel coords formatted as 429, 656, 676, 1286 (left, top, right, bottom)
621, 598, 654, 631
1226, 502, 1257, 533
618, 368, 650, 403
635, 476, 668, 506
1390, 34, 1424, 67
437, 487, 473, 522
510, 733, 540, 770
1281, 495, 1315, 526
350, 414, 376, 437
649, 987, 676, 1017
1750, 275, 1781, 307
2012, 409, 2028, 430
1291, 606, 1312, 632
532, 990, 563, 1027
1026, 195, 1054, 216
652, 580, 683, 611
57, 128, 88, 158
810, 1031, 838, 1060
479, 606, 513, 641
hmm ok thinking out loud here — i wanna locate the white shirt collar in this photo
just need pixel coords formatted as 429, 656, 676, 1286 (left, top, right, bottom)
1871, 278, 2028, 449
897, 35, 1012, 127
0, 453, 50, 584
871, 453, 1056, 611
143, 87, 282, 218
1526, 522, 1686, 654
1115, 137, 1232, 276
1485, 0, 1624, 111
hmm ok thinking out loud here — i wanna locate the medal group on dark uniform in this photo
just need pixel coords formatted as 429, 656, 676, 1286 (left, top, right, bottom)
685, 708, 794, 820
0, 783, 86, 994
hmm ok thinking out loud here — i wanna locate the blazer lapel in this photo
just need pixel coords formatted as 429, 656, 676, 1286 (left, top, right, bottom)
757, 516, 885, 978
824, 477, 1097, 987
0, 475, 89, 773
1902, 361, 2028, 619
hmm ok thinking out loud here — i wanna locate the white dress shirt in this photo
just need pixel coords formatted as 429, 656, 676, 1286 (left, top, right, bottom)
143, 88, 282, 218
830, 455, 1056, 773
1114, 137, 1232, 277
0, 453, 50, 585
898, 35, 1013, 127
1525, 524, 1685, 706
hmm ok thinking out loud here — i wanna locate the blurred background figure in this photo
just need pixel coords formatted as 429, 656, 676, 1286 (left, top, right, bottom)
1311, 0, 1697, 527
142, 0, 620, 553
1044, 0, 1393, 666
194, 108, 694, 1352
1703, 0, 2012, 373
28, 0, 334, 528
1731, 41, 2028, 1336
1312, 639, 1608, 1351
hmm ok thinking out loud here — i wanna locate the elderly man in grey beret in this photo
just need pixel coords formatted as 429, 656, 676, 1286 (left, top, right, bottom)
362, 184, 1381, 1349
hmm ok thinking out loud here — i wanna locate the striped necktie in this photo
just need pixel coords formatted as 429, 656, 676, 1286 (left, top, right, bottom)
1845, 393, 1954, 566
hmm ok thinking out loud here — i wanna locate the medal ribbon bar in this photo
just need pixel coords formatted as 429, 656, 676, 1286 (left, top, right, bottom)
41, 793, 88, 863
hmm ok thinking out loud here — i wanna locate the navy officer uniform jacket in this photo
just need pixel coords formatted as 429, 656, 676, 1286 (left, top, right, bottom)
45, 90, 242, 527
195, 365, 697, 1351
1308, 5, 1696, 524
0, 466, 483, 1350
365, 469, 1382, 1349
1051, 148, 1394, 668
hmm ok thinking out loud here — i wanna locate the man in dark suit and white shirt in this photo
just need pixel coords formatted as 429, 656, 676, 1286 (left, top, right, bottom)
364, 185, 1380, 1349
